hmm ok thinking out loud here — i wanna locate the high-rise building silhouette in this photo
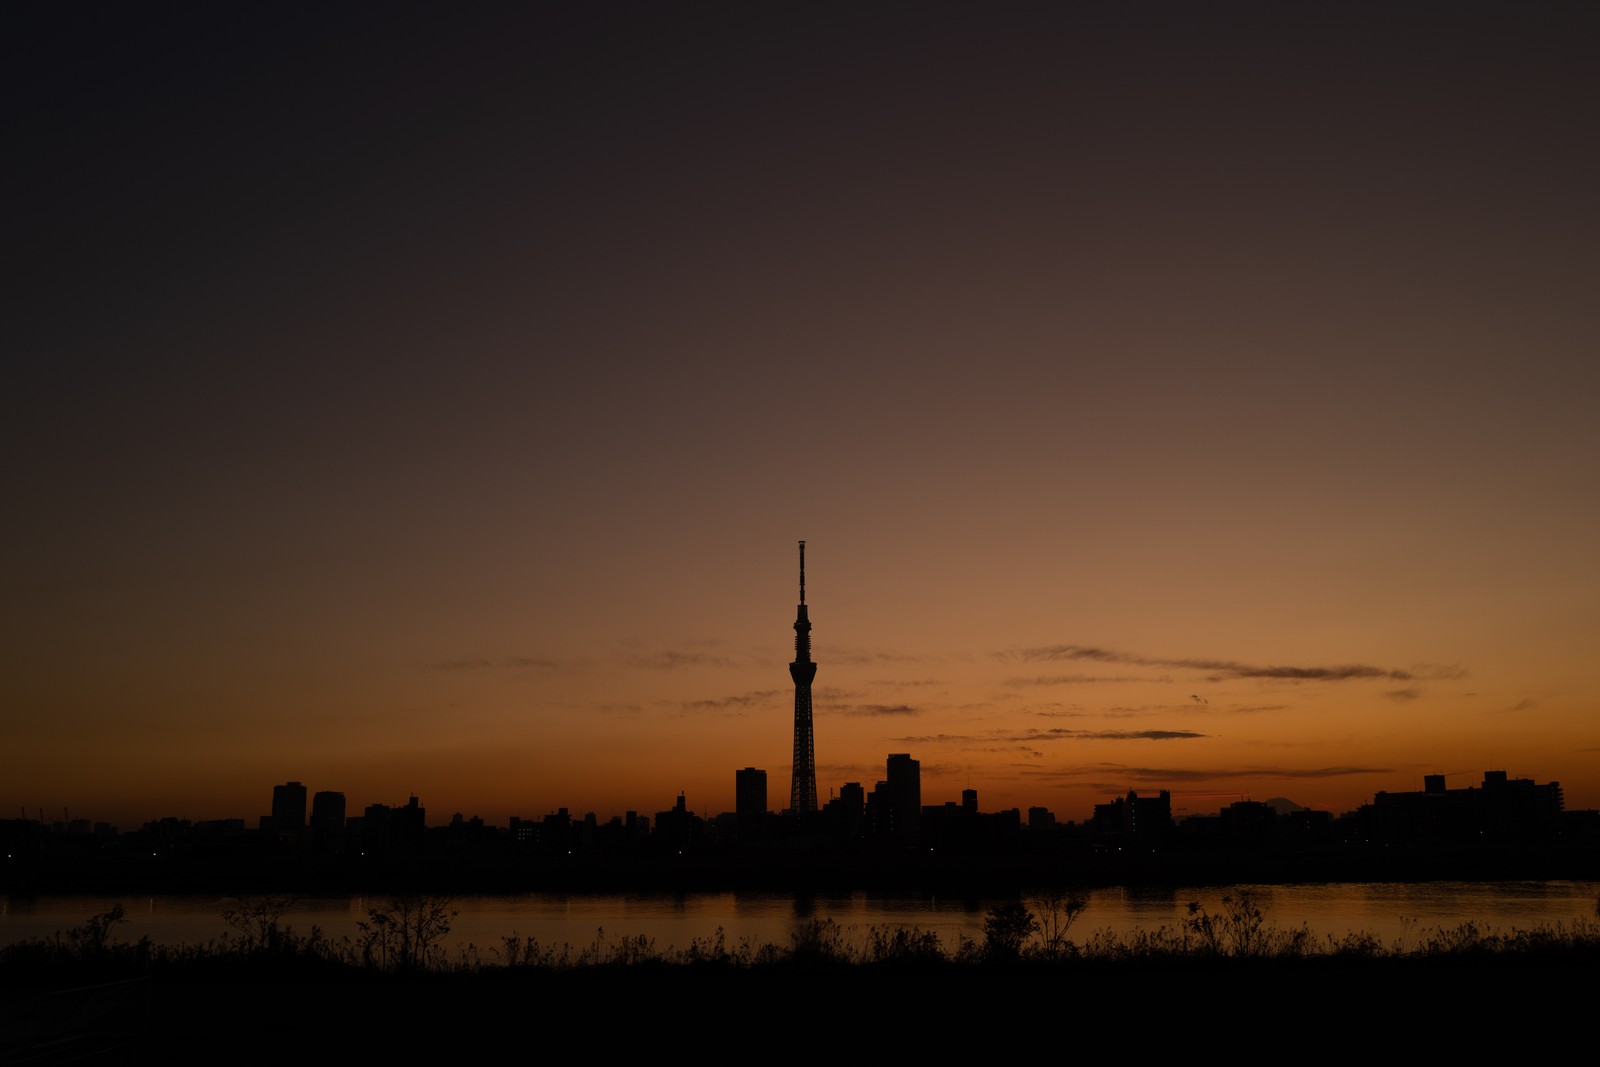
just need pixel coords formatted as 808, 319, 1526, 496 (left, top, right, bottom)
736, 767, 768, 827
310, 790, 346, 853
886, 753, 920, 844
310, 790, 345, 832
271, 780, 306, 832
865, 753, 921, 844
789, 540, 818, 814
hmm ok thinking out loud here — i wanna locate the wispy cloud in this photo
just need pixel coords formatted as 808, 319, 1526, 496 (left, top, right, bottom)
1119, 764, 1394, 782
1003, 674, 1168, 687
1020, 763, 1392, 784
1384, 687, 1422, 702
626, 650, 743, 670
838, 704, 920, 717
1090, 730, 1207, 741
832, 648, 928, 666
892, 727, 1207, 745
679, 690, 782, 712
1015, 644, 1416, 682
1412, 663, 1468, 680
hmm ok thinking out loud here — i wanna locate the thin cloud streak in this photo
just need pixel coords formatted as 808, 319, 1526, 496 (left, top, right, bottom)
1004, 674, 1169, 687
1017, 644, 1418, 682
1020, 764, 1394, 784
893, 728, 1207, 745
679, 690, 783, 712
1411, 664, 1468, 680
626, 650, 743, 671
831, 648, 928, 666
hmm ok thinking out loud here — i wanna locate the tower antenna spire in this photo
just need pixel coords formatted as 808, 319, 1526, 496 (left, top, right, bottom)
788, 540, 818, 815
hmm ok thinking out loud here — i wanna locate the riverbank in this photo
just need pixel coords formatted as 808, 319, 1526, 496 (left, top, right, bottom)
7, 946, 1597, 1060
5, 893, 1597, 1058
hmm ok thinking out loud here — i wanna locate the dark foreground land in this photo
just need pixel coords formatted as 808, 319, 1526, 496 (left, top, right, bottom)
5, 954, 1596, 1061
5, 895, 1598, 1061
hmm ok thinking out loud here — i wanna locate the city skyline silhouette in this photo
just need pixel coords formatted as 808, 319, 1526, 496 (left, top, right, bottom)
11, 536, 1585, 836
7, 5, 1600, 831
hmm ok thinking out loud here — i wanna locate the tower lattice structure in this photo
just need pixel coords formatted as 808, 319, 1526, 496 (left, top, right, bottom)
789, 540, 818, 814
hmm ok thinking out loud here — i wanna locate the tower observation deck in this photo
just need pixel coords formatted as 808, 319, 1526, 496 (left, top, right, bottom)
789, 540, 818, 815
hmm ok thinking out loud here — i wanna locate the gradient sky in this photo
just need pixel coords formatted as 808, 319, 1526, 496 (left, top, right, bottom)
7, 3, 1599, 828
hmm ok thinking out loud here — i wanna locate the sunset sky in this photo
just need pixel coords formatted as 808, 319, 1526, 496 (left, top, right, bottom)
8, 3, 1598, 829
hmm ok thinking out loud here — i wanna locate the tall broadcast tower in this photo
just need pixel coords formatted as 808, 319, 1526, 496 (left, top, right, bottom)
789, 540, 818, 814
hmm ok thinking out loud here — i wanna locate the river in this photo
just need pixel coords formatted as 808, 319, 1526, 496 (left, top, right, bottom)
5, 880, 1597, 958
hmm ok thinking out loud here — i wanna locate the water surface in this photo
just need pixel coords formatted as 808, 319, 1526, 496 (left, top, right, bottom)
5, 881, 1595, 957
